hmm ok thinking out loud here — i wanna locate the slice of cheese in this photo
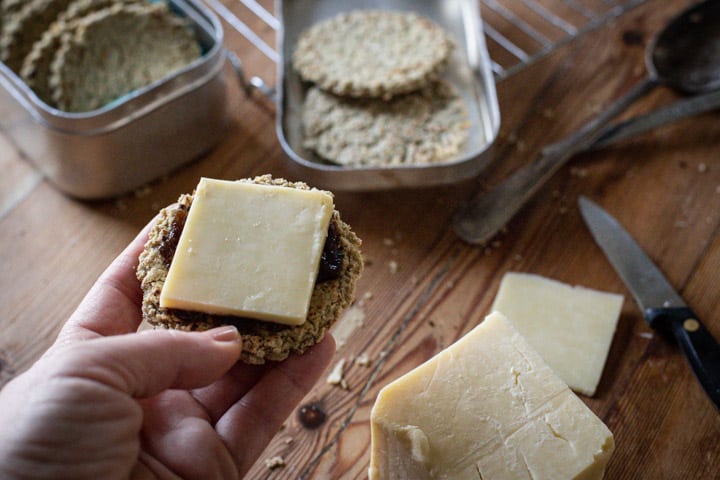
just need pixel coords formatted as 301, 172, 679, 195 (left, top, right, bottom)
159, 178, 333, 326
491, 272, 623, 396
369, 312, 614, 480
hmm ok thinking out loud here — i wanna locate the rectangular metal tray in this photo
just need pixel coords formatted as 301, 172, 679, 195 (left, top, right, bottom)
276, 0, 501, 190
0, 0, 228, 199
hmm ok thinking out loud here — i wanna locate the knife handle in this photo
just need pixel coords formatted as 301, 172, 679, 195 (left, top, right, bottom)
646, 307, 720, 411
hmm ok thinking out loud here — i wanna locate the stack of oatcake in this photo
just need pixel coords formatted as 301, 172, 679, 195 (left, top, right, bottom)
293, 10, 470, 168
0, 0, 200, 112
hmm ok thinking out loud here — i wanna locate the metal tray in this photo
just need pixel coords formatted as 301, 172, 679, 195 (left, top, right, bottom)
276, 0, 500, 190
0, 0, 227, 199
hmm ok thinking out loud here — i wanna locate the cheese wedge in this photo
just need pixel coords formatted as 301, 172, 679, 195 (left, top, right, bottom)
491, 272, 623, 396
159, 178, 333, 325
369, 312, 614, 480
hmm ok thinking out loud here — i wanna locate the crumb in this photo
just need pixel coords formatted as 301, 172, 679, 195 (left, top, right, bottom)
383, 237, 395, 247
355, 352, 371, 367
516, 140, 526, 152
507, 132, 518, 144
698, 163, 708, 173
265, 456, 286, 470
638, 331, 653, 339
388, 260, 399, 274
134, 185, 152, 198
327, 358, 349, 389
570, 167, 588, 178
445, 280, 455, 289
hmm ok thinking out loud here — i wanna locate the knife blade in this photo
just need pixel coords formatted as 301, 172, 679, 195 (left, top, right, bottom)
578, 196, 720, 411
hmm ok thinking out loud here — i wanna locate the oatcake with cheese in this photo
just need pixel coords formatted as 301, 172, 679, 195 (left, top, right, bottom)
293, 10, 453, 100
136, 175, 363, 365
49, 2, 200, 112
302, 80, 470, 167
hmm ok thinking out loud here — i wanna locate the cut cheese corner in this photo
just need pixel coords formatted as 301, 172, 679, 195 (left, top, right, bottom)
369, 312, 614, 480
160, 177, 333, 325
491, 272, 624, 396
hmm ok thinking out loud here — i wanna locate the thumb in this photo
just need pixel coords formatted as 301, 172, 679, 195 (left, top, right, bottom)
51, 327, 242, 399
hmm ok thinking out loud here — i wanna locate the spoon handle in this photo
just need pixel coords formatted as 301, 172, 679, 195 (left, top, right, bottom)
593, 89, 720, 148
453, 78, 657, 245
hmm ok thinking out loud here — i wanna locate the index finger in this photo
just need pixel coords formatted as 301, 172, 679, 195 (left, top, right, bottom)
59, 217, 155, 342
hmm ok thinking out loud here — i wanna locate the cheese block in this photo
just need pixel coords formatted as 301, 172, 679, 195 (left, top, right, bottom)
369, 312, 614, 480
159, 178, 333, 326
491, 272, 623, 396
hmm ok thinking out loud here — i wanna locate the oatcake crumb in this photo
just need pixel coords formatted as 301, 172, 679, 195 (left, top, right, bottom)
265, 456, 285, 470
327, 358, 349, 389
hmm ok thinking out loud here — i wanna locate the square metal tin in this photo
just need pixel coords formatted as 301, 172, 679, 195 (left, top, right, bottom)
0, 0, 227, 199
276, 0, 500, 190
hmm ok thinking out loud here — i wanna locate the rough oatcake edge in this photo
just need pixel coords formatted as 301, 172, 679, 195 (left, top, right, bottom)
136, 175, 363, 365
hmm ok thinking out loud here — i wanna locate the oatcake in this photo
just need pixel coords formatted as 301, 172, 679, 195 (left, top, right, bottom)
302, 80, 470, 167
136, 175, 363, 365
292, 10, 453, 100
20, 0, 131, 105
0, 0, 23, 35
0, 0, 74, 72
49, 2, 200, 112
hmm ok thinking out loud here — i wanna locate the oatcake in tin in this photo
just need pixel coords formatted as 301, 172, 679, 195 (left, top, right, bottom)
292, 10, 453, 100
0, 0, 23, 35
49, 2, 200, 112
0, 0, 74, 72
136, 175, 363, 365
20, 0, 133, 106
302, 80, 470, 167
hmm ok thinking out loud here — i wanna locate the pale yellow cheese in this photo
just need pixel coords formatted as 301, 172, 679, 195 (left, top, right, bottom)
491, 272, 623, 396
369, 312, 614, 480
159, 178, 333, 326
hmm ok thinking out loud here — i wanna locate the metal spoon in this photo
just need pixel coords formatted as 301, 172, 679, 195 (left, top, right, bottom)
453, 0, 720, 245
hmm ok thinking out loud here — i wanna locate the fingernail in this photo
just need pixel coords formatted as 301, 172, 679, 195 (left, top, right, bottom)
208, 326, 241, 343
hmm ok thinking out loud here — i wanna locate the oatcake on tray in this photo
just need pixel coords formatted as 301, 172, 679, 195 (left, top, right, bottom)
136, 175, 363, 365
292, 10, 453, 100
302, 80, 470, 167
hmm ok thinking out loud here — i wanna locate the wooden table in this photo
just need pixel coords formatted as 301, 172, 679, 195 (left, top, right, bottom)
2, 0, 719, 478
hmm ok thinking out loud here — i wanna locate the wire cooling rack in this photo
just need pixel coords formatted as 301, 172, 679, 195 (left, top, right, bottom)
203, 0, 649, 99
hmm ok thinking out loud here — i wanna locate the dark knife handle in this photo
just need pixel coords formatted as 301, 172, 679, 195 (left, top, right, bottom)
646, 307, 720, 411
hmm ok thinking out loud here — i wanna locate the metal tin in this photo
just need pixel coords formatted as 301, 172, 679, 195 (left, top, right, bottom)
0, 0, 227, 199
276, 0, 500, 190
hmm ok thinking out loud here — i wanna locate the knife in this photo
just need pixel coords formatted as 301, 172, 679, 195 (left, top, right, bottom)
578, 196, 720, 411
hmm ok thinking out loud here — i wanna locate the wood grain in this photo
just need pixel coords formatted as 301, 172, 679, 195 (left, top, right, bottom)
1, 1, 719, 479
